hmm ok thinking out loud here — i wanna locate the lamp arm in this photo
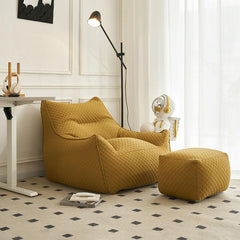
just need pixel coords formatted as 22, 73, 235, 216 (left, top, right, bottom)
100, 24, 127, 69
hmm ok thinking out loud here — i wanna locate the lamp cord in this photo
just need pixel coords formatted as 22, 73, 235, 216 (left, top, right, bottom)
124, 68, 131, 130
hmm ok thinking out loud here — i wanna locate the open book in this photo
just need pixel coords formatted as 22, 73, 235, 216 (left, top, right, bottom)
60, 192, 102, 208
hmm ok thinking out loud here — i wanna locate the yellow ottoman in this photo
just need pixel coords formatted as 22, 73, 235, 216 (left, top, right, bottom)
158, 148, 230, 201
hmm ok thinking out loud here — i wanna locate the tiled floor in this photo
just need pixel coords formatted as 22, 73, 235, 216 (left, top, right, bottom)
0, 177, 239, 240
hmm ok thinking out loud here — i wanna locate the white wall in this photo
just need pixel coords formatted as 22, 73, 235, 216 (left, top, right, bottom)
0, 0, 121, 181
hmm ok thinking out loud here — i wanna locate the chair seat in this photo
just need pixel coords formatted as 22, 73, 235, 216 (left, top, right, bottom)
107, 137, 157, 153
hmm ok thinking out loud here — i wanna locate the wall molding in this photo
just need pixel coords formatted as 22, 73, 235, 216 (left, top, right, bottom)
0, 0, 73, 75
0, 156, 44, 182
28, 98, 73, 104
78, 97, 120, 103
0, 156, 42, 168
54, 98, 73, 103
0, 84, 120, 90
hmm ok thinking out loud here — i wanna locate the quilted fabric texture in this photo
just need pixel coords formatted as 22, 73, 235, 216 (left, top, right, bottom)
42, 97, 120, 139
158, 148, 230, 201
41, 97, 170, 193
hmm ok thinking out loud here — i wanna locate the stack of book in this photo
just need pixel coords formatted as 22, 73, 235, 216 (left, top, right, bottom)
60, 192, 102, 208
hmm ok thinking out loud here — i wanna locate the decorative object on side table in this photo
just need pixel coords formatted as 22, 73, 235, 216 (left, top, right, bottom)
140, 94, 180, 141
2, 62, 25, 97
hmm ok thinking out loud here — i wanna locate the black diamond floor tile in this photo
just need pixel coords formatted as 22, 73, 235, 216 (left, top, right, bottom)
229, 210, 239, 214
108, 229, 118, 233
151, 193, 159, 196
11, 198, 20, 201
196, 225, 206, 229
208, 205, 217, 209
152, 214, 161, 217
62, 234, 73, 238
191, 212, 201, 215
0, 208, 9, 212
12, 237, 23, 240
131, 221, 141, 225
173, 219, 183, 223
54, 211, 63, 215
88, 223, 99, 227
13, 213, 23, 217
28, 219, 38, 223
132, 236, 142, 239
1, 226, 10, 231
114, 204, 123, 207
132, 209, 142, 212
70, 217, 80, 221
112, 215, 121, 219
44, 225, 55, 229
151, 203, 160, 205
152, 227, 163, 231
93, 210, 103, 214
39, 207, 48, 210
47, 197, 56, 200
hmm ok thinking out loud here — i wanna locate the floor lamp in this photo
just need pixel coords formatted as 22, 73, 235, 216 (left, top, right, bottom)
88, 11, 127, 128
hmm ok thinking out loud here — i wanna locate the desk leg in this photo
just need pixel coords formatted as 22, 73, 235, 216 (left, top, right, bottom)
0, 108, 38, 197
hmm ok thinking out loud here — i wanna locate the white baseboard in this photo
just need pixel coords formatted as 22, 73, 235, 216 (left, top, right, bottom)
0, 157, 44, 182
231, 170, 240, 179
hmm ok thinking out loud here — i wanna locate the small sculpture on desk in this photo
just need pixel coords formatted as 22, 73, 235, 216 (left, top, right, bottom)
2, 62, 25, 97
140, 94, 180, 141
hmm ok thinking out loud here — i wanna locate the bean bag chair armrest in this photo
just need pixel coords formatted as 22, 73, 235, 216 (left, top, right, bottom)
43, 134, 114, 193
117, 128, 170, 148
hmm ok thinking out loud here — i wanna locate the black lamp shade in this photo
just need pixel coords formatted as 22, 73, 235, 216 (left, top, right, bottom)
88, 11, 101, 27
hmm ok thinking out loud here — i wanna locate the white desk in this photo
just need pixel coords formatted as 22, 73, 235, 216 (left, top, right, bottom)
0, 97, 55, 197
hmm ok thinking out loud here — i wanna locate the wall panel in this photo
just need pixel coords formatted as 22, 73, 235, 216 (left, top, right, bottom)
0, 0, 73, 74
79, 0, 121, 75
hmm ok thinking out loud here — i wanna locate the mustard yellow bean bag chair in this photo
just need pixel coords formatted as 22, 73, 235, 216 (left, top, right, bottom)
41, 97, 170, 193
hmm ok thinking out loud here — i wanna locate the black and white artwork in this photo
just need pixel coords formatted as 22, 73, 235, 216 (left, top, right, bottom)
17, 0, 54, 24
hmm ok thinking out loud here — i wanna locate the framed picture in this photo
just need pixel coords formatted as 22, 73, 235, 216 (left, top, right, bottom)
17, 0, 54, 24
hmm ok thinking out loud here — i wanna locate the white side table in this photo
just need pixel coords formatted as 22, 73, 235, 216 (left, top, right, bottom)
0, 97, 55, 197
